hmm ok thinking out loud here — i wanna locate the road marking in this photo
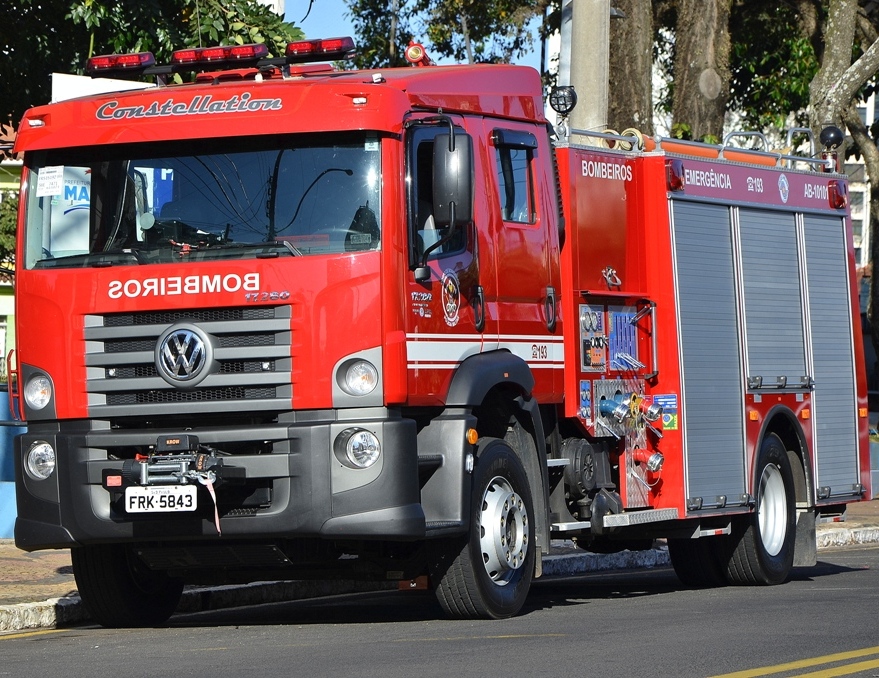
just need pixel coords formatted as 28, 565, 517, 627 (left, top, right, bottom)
0, 629, 67, 641
709, 645, 879, 678
393, 633, 569, 643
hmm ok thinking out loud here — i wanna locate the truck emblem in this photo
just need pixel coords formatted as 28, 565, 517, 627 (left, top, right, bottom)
155, 326, 210, 386
778, 173, 790, 204
441, 269, 461, 327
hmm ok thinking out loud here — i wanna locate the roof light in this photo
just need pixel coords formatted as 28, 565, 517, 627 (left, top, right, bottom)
285, 37, 355, 63
549, 86, 577, 116
86, 52, 156, 76
171, 43, 269, 66
404, 41, 433, 66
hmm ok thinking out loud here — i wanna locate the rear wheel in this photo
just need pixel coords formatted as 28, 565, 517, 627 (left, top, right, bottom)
725, 433, 796, 585
434, 438, 535, 619
72, 544, 184, 627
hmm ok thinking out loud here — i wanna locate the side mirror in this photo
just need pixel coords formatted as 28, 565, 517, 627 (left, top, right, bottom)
432, 133, 473, 228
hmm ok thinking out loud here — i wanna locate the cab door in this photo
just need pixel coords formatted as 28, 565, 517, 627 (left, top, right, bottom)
403, 120, 494, 404
483, 121, 563, 400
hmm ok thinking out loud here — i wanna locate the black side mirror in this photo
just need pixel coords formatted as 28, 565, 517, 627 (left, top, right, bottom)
432, 133, 473, 227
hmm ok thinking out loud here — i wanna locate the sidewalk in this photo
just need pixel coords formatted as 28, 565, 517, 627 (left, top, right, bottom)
2, 500, 879, 633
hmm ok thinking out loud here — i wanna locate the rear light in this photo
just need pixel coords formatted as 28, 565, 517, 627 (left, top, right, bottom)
665, 158, 685, 192
285, 36, 355, 62
86, 52, 155, 76
829, 180, 848, 209
171, 43, 269, 66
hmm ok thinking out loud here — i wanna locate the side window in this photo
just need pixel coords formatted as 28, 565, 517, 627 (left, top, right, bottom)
407, 126, 466, 263
493, 129, 536, 224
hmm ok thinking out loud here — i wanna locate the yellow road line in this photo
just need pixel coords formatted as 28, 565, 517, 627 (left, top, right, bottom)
709, 646, 879, 678
0, 628, 67, 641
788, 657, 879, 678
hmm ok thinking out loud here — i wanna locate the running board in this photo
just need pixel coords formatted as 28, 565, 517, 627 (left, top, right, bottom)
551, 508, 679, 533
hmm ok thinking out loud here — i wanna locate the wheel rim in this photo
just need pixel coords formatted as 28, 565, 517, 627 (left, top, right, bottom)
757, 463, 788, 556
479, 475, 529, 585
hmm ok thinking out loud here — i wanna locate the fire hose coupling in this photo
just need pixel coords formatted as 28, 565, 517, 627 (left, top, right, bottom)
632, 448, 664, 472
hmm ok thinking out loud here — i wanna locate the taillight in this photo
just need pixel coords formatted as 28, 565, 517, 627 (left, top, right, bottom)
86, 52, 156, 76
829, 180, 848, 209
285, 37, 355, 62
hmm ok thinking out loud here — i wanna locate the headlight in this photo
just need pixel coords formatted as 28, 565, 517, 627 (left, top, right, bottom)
335, 427, 381, 469
340, 360, 378, 396
25, 441, 56, 480
24, 374, 52, 410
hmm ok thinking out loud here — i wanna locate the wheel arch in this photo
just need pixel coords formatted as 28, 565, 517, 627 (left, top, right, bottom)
448, 352, 550, 554
756, 405, 813, 507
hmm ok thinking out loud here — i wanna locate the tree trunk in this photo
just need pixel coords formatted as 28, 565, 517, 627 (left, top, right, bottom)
607, 0, 654, 135
809, 0, 859, 131
671, 0, 732, 140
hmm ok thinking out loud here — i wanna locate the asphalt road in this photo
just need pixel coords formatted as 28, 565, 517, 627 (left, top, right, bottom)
2, 545, 878, 678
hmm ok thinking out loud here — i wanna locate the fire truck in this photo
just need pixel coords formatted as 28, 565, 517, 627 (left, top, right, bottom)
10, 37, 871, 626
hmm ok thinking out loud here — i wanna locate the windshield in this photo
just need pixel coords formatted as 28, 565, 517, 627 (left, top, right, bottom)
23, 132, 381, 269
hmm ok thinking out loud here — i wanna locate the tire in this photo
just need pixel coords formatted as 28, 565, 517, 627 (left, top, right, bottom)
72, 544, 184, 628
434, 438, 535, 619
725, 433, 797, 585
668, 537, 727, 587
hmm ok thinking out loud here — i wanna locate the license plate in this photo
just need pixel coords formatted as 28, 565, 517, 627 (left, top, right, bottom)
125, 485, 197, 513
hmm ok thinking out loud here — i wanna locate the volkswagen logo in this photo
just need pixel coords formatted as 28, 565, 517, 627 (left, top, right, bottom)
155, 325, 212, 387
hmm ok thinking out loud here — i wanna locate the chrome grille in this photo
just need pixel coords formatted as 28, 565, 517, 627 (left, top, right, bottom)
85, 305, 292, 416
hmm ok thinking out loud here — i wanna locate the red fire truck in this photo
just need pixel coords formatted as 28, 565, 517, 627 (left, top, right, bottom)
10, 38, 871, 626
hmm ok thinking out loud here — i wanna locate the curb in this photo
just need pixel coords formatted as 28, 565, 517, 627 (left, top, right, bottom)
1, 527, 875, 634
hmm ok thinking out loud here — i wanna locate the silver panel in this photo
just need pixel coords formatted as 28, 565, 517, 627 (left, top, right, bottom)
671, 201, 746, 503
603, 507, 678, 527
739, 209, 806, 382
802, 214, 859, 494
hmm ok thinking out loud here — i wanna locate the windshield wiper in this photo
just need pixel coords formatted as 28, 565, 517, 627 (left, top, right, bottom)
34, 249, 145, 269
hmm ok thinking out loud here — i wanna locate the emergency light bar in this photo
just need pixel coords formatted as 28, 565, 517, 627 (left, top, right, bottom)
285, 37, 356, 63
86, 52, 156, 77
171, 43, 269, 66
86, 37, 356, 80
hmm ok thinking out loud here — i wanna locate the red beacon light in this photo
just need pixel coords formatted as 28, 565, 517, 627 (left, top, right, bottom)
829, 179, 848, 210
665, 158, 686, 192
86, 52, 156, 77
171, 43, 269, 66
285, 37, 355, 63
404, 41, 433, 67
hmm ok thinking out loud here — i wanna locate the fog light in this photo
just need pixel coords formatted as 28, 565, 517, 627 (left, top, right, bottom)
24, 374, 52, 410
335, 428, 381, 469
25, 441, 56, 480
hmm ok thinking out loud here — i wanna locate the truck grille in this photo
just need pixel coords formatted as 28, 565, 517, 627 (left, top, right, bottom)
85, 306, 292, 417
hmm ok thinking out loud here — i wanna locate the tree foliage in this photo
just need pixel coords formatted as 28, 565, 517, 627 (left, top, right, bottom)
0, 1, 302, 127
0, 195, 18, 268
345, 0, 546, 67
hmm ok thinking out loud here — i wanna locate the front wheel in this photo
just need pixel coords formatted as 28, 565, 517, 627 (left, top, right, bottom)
434, 438, 535, 619
72, 544, 184, 628
725, 433, 797, 585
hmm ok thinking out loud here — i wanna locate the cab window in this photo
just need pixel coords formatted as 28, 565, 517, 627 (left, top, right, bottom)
493, 129, 536, 224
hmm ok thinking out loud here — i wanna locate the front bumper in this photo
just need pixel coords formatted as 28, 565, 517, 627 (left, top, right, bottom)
14, 413, 425, 551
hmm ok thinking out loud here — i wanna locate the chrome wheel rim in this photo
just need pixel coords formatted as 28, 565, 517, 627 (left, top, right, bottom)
757, 463, 787, 556
479, 475, 529, 585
